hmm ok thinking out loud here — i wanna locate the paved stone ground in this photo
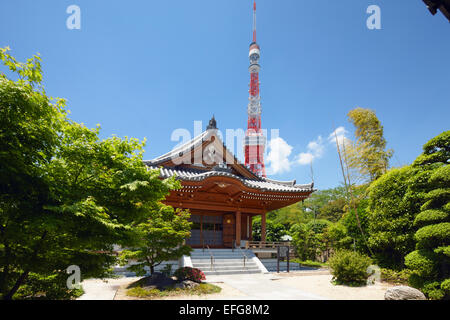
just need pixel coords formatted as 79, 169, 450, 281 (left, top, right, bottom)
78, 277, 141, 300
78, 273, 326, 300
204, 273, 326, 300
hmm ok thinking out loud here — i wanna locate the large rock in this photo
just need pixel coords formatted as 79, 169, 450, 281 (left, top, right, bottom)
175, 280, 200, 290
130, 272, 176, 290
385, 286, 426, 300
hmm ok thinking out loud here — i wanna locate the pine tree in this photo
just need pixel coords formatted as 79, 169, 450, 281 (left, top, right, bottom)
405, 131, 450, 300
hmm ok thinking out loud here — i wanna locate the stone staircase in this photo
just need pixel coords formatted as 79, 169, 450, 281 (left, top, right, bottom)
190, 248, 263, 276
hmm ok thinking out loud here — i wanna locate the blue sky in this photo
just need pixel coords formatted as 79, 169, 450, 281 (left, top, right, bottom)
1, 0, 449, 189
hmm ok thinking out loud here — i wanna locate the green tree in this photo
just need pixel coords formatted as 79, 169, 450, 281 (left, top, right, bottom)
290, 220, 332, 261
340, 198, 371, 255
405, 131, 450, 300
367, 166, 421, 269
323, 222, 353, 251
318, 198, 346, 222
347, 107, 393, 182
119, 205, 192, 275
0, 48, 178, 299
252, 218, 288, 242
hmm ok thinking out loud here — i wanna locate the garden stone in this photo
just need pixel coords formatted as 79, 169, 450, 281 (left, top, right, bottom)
175, 280, 199, 289
384, 286, 426, 300
133, 273, 176, 290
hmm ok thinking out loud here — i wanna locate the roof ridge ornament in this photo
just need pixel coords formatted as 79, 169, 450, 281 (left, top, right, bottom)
206, 115, 217, 130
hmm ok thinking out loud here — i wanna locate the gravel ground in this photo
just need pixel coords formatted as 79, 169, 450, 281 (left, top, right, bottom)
79, 271, 394, 300
274, 272, 394, 300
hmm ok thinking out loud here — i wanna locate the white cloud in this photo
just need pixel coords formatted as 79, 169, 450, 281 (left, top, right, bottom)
297, 152, 314, 165
266, 137, 293, 175
296, 135, 325, 166
328, 126, 349, 148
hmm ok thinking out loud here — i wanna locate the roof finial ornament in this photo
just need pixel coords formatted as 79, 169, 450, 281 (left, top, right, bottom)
206, 115, 217, 130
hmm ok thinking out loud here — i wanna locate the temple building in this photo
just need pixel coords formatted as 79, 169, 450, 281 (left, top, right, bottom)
145, 118, 315, 248
144, 1, 315, 250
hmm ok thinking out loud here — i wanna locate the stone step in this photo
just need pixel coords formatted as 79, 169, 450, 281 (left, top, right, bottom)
193, 261, 257, 267
202, 269, 262, 276
191, 259, 252, 264
196, 267, 260, 272
191, 254, 248, 257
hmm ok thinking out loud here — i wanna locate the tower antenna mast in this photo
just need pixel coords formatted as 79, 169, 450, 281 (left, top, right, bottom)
253, 0, 257, 42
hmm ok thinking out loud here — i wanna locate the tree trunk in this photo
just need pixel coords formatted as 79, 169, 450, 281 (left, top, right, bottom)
150, 265, 154, 274
3, 231, 48, 300
3, 271, 29, 300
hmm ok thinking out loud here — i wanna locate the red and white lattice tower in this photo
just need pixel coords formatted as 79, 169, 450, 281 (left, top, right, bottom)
244, 0, 266, 177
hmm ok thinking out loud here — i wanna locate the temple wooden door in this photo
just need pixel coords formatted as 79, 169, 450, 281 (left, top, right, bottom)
223, 214, 235, 248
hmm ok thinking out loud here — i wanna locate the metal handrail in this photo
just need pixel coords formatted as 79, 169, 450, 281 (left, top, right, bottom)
246, 241, 292, 250
206, 244, 215, 271
234, 241, 249, 269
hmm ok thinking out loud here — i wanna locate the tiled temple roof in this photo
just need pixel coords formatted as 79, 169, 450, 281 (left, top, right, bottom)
145, 164, 314, 193
144, 127, 314, 194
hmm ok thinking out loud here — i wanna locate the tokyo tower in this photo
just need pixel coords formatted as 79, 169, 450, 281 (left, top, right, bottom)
244, 0, 266, 177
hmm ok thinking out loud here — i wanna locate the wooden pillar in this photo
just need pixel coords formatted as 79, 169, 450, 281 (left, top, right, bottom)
261, 212, 266, 242
235, 211, 241, 247
249, 216, 253, 240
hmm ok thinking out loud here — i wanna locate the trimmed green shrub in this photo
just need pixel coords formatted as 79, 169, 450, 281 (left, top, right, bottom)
404, 250, 438, 278
380, 268, 412, 285
405, 131, 450, 300
414, 210, 449, 228
414, 223, 450, 249
422, 281, 445, 300
328, 250, 372, 286
291, 259, 324, 268
367, 166, 419, 269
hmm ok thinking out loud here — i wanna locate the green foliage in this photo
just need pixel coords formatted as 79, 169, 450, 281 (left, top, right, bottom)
317, 198, 346, 222
367, 166, 419, 268
173, 267, 206, 283
413, 131, 450, 166
126, 283, 221, 299
404, 250, 438, 278
404, 131, 450, 300
290, 223, 322, 261
441, 278, 450, 295
252, 218, 288, 242
380, 268, 412, 285
322, 222, 353, 251
119, 205, 192, 275
304, 187, 347, 222
290, 220, 333, 262
328, 250, 372, 286
414, 223, 450, 249
340, 198, 371, 254
422, 281, 446, 300
414, 210, 449, 228
267, 187, 347, 229
291, 259, 324, 268
13, 272, 84, 300
0, 48, 179, 299
306, 219, 332, 234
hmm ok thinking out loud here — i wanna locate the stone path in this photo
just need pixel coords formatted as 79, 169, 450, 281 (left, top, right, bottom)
78, 277, 140, 300
78, 273, 326, 300
204, 273, 326, 300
